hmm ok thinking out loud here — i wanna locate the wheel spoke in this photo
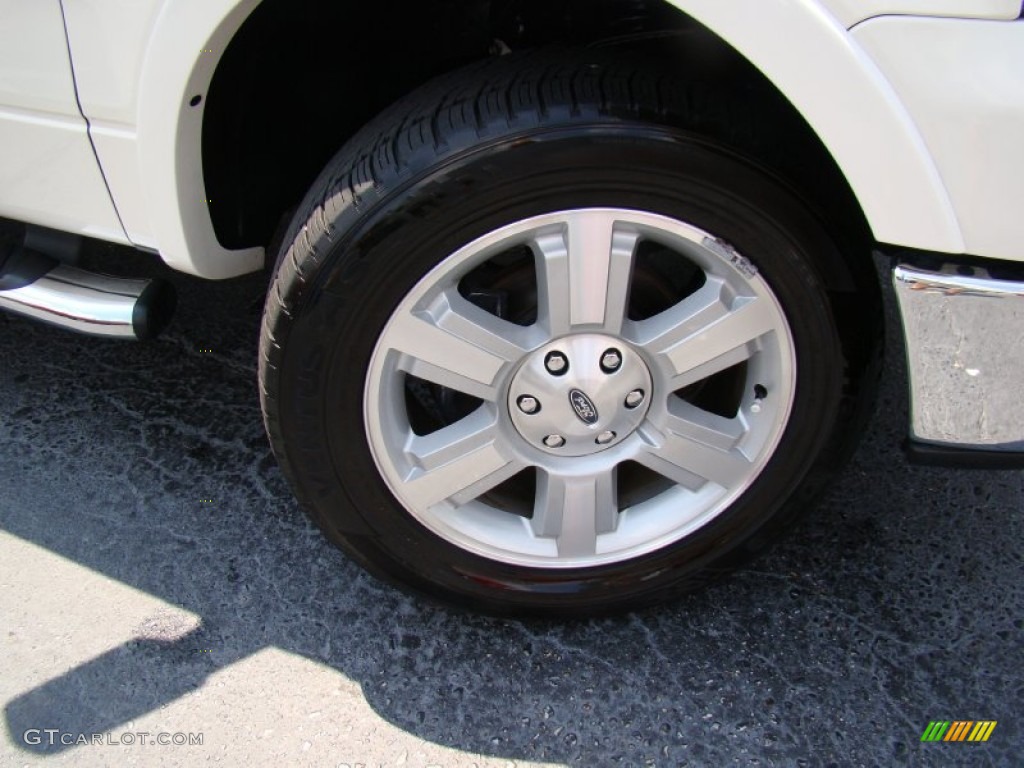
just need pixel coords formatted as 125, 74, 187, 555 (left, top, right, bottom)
636, 410, 752, 491
633, 278, 776, 391
404, 408, 524, 508
532, 211, 638, 336
666, 397, 747, 452
387, 290, 528, 401
530, 469, 618, 558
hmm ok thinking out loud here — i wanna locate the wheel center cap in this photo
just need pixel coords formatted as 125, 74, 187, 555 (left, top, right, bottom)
508, 334, 653, 457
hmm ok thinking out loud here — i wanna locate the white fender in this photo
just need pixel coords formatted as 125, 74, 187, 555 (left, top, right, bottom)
134, 0, 264, 278
667, 0, 966, 254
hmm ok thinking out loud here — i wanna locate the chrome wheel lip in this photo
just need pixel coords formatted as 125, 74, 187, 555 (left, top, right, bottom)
364, 209, 797, 568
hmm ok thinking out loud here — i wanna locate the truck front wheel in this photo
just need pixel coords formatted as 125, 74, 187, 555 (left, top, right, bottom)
259, 51, 861, 616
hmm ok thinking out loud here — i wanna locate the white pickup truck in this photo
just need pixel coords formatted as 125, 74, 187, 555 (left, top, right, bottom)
1, 0, 1022, 615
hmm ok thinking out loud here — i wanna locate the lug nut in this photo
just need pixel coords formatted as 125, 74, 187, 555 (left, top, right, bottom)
600, 349, 622, 373
595, 431, 617, 445
625, 389, 645, 409
517, 395, 540, 415
543, 434, 566, 448
545, 352, 568, 375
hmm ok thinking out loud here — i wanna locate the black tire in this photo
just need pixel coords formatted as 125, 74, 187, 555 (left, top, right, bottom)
259, 50, 874, 616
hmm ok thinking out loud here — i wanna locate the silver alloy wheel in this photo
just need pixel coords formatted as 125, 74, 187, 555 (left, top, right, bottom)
364, 209, 796, 568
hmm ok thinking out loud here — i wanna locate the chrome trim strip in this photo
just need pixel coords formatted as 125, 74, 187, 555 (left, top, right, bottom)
893, 264, 1024, 450
894, 266, 1024, 298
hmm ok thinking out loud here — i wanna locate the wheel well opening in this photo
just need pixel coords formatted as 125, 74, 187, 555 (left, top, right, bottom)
202, 0, 874, 292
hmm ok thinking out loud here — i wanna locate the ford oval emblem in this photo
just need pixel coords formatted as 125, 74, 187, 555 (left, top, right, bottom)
568, 389, 599, 425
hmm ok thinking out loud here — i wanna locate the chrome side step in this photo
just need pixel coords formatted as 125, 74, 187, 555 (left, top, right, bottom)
0, 246, 175, 340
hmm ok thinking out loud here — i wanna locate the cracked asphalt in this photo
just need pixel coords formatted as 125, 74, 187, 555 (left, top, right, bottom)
0, 238, 1021, 767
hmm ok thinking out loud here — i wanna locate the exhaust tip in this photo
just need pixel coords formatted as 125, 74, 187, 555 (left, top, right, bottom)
132, 279, 177, 340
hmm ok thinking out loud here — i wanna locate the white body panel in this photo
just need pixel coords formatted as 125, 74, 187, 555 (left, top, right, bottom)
855, 17, 1024, 260
0, 0, 125, 242
60, 0, 166, 251
665, 0, 966, 254
57, 0, 164, 127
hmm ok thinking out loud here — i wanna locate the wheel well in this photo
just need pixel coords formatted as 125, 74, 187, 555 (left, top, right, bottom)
203, 0, 874, 287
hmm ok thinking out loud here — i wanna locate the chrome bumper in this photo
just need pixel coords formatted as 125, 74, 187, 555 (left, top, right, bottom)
893, 263, 1024, 453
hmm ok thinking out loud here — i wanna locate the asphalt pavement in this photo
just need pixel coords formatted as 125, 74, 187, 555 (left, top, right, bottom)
0, 240, 1020, 767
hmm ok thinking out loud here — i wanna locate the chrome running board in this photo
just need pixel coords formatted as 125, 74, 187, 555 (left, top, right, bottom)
0, 246, 175, 340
